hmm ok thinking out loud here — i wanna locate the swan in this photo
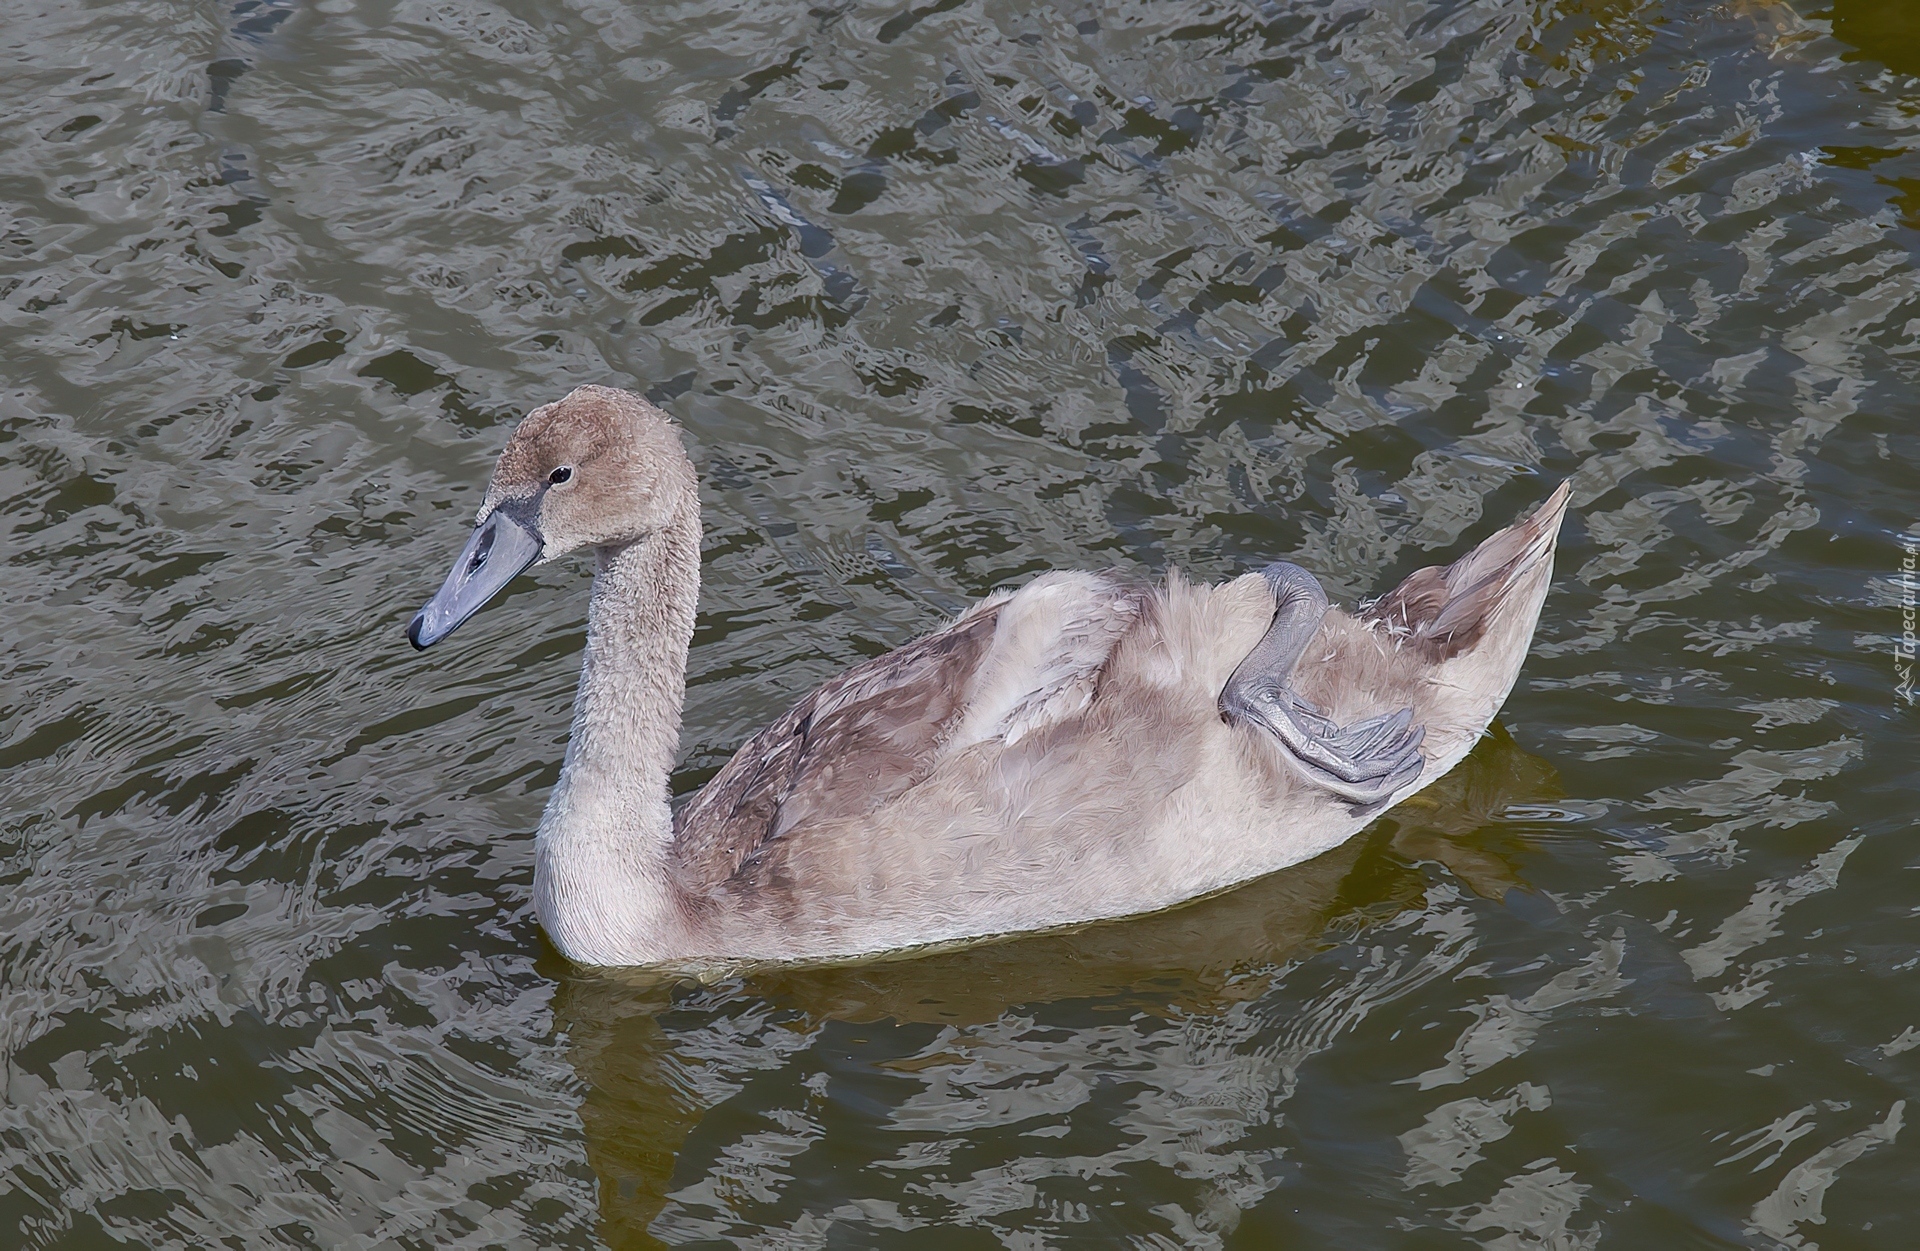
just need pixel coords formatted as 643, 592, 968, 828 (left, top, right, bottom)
408, 385, 1570, 968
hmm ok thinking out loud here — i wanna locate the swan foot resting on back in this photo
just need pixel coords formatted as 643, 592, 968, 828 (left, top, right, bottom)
408, 386, 1570, 968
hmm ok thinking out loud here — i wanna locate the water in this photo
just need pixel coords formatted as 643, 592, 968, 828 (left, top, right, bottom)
3, 0, 1918, 1244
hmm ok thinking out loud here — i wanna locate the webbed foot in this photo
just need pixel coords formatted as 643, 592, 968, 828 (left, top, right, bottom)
1218, 560, 1426, 808
1222, 682, 1425, 806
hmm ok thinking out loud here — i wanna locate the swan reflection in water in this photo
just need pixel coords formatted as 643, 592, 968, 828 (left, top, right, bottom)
548, 725, 1559, 1245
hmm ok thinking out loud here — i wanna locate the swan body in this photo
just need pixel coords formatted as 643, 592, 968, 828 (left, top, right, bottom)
409, 386, 1570, 968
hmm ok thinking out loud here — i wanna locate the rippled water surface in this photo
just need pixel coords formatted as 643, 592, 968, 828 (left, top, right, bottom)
5, 0, 1920, 1245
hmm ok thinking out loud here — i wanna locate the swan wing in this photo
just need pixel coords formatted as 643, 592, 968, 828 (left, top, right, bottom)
672, 571, 1145, 889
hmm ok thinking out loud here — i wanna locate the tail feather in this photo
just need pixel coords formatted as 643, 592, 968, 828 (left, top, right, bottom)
1361, 481, 1571, 663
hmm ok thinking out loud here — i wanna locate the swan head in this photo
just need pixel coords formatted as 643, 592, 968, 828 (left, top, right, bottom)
408, 385, 692, 649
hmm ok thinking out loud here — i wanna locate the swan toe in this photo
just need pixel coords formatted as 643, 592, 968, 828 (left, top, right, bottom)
1224, 683, 1427, 806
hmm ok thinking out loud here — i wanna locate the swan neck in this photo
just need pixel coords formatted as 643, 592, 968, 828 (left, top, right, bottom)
575, 511, 700, 802
534, 498, 700, 964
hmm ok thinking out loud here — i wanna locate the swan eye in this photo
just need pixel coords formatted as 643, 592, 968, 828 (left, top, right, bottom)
549, 466, 573, 485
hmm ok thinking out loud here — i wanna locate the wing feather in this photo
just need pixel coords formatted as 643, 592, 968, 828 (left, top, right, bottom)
671, 605, 1001, 888
671, 571, 1146, 893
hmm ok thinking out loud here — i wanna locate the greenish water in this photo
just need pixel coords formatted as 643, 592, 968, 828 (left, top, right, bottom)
3, 0, 1918, 1245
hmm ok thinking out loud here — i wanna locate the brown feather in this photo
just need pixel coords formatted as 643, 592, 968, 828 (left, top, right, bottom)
671, 605, 1002, 890
1360, 481, 1571, 663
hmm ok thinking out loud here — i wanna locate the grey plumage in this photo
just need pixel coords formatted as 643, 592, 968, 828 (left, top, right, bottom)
674, 604, 1001, 887
409, 386, 1572, 969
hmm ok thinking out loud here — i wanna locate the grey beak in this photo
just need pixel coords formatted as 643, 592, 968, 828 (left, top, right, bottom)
408, 502, 543, 649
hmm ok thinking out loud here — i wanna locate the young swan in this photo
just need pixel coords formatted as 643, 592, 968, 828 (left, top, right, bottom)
410, 385, 1570, 968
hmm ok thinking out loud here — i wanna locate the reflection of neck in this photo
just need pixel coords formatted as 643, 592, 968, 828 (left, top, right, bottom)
533, 495, 700, 965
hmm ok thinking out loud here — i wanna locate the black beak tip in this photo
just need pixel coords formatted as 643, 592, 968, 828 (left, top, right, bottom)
407, 613, 430, 650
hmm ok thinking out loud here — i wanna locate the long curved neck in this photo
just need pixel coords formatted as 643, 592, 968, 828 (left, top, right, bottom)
534, 496, 701, 965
